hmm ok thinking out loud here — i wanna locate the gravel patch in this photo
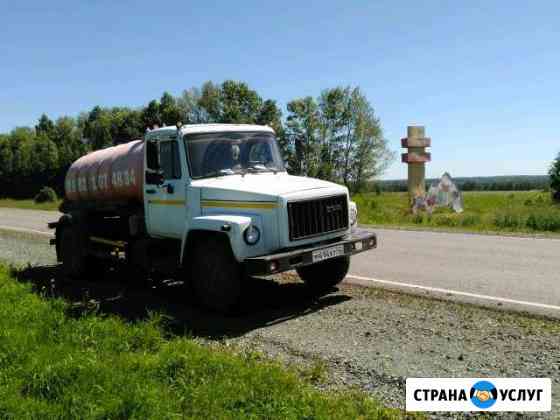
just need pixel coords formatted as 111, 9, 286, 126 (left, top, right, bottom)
0, 228, 55, 267
229, 276, 560, 418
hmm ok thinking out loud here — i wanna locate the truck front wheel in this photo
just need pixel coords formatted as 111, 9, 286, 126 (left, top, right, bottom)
188, 235, 242, 314
296, 256, 350, 291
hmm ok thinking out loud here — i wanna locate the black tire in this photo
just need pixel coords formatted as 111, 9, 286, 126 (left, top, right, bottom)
59, 224, 88, 278
188, 235, 242, 313
296, 256, 350, 291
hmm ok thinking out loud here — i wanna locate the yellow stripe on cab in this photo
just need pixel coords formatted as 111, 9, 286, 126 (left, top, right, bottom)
148, 199, 186, 206
201, 200, 277, 209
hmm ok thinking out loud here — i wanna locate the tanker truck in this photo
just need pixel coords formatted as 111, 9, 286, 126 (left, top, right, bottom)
49, 124, 377, 312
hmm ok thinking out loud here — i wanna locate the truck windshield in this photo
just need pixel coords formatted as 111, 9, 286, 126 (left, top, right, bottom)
184, 131, 285, 179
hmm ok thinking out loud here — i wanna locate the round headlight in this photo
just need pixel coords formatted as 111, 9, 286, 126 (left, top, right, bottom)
243, 225, 261, 245
349, 202, 358, 226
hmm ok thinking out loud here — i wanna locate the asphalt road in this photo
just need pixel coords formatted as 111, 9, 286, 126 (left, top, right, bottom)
1, 207, 559, 317
349, 228, 560, 317
0, 207, 57, 234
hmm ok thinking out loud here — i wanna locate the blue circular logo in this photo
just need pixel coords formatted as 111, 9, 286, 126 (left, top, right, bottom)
470, 381, 498, 409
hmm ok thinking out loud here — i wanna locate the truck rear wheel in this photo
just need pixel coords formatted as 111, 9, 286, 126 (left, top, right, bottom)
188, 235, 242, 314
296, 256, 350, 291
59, 224, 88, 278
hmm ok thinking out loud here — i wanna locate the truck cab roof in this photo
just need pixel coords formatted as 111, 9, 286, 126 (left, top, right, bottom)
147, 123, 275, 138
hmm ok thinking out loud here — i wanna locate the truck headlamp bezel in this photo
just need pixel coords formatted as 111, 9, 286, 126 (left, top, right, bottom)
243, 225, 261, 245
349, 201, 358, 227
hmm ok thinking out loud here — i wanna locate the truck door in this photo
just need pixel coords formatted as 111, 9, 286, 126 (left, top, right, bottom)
145, 139, 186, 238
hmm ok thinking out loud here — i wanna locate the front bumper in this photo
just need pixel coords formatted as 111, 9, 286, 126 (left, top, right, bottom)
244, 228, 377, 276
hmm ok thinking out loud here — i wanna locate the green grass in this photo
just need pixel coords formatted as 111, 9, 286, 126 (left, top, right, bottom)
0, 265, 410, 419
0, 198, 60, 211
354, 191, 560, 234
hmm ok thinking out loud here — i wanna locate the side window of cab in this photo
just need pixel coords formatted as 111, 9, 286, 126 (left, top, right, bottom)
159, 141, 182, 180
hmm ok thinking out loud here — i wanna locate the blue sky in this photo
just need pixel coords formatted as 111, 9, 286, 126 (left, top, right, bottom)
1, 1, 558, 179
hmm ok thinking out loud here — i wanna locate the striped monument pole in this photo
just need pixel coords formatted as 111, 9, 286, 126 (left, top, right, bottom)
401, 126, 431, 202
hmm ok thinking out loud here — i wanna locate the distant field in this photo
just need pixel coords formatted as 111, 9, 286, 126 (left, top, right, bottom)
377, 175, 549, 192
354, 191, 560, 234
0, 199, 60, 211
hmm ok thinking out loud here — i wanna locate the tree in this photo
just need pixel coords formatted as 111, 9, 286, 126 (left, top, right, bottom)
160, 92, 182, 126
257, 99, 282, 130
177, 88, 208, 124
198, 81, 222, 122
286, 97, 320, 176
0, 135, 13, 179
35, 114, 54, 138
108, 107, 143, 143
342, 87, 393, 191
118, 108, 143, 141
53, 116, 85, 165
220, 80, 262, 123
317, 87, 349, 181
550, 152, 560, 202
198, 80, 263, 124
142, 100, 161, 129
9, 127, 35, 176
30, 134, 59, 174
286, 86, 392, 190
83, 106, 112, 150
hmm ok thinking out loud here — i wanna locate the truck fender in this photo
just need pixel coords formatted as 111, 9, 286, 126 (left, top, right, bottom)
180, 215, 253, 263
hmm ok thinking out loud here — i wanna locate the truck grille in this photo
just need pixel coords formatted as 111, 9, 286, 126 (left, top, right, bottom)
288, 195, 349, 241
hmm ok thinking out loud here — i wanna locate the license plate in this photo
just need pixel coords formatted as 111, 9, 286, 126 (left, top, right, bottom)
312, 245, 345, 263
